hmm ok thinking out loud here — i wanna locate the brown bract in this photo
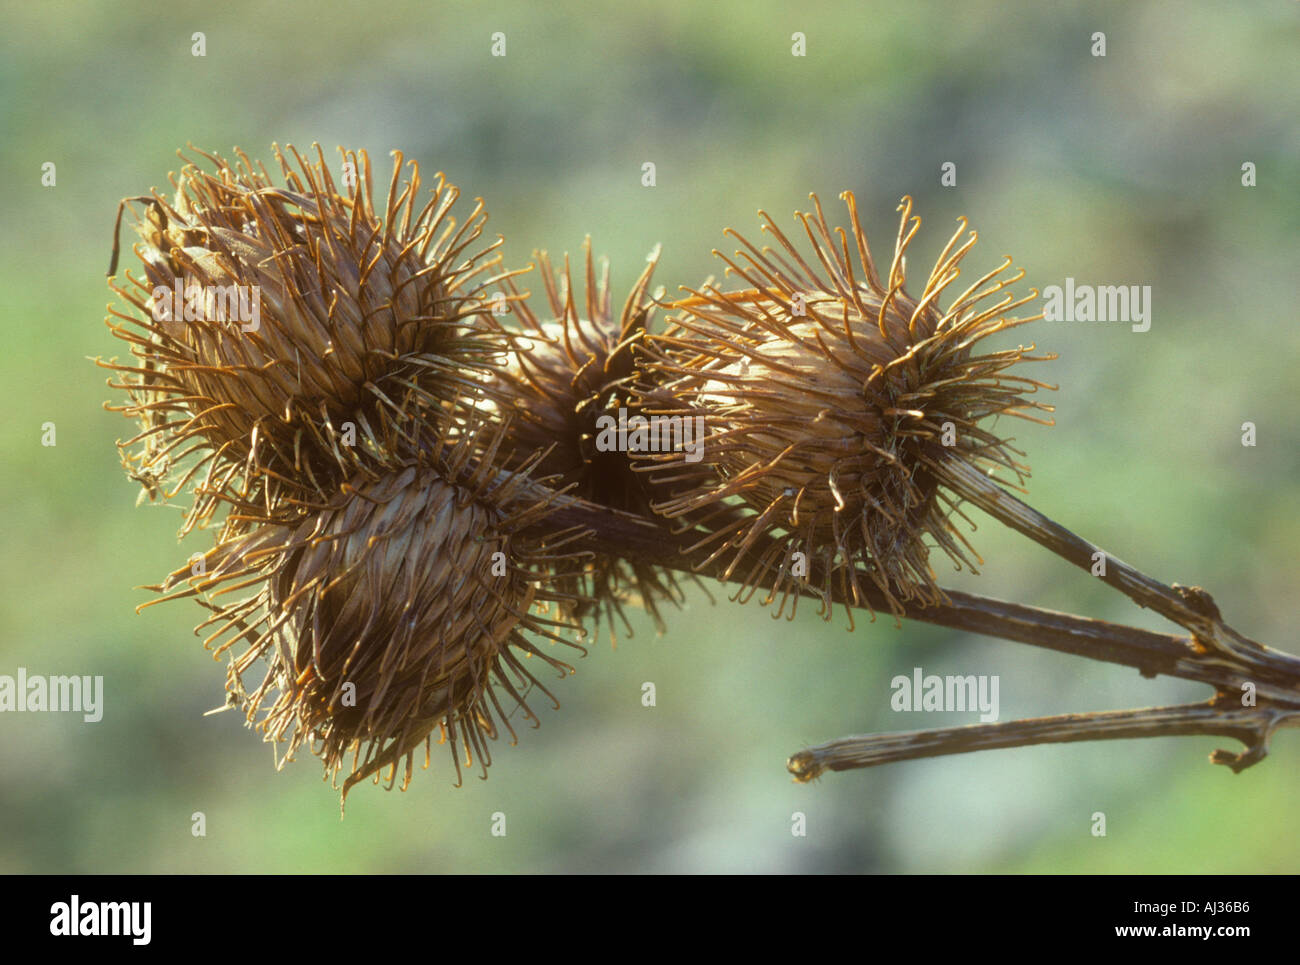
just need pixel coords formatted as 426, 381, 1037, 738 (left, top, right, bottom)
636, 193, 1056, 625
101, 143, 506, 537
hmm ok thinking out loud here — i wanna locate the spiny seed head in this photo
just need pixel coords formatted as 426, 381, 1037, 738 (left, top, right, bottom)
153, 419, 587, 805
102, 143, 506, 536
489, 239, 659, 493
636, 193, 1056, 624
484, 240, 689, 638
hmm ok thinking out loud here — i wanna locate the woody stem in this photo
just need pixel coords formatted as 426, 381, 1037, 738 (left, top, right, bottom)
927, 448, 1299, 676
528, 481, 1300, 773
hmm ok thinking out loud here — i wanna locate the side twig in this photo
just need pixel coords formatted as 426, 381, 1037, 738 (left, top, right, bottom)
785, 702, 1300, 780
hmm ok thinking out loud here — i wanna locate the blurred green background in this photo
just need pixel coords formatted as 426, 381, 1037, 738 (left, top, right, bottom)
1, 0, 1297, 873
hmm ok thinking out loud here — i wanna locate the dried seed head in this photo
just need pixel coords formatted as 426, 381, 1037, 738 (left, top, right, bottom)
485, 240, 690, 638
637, 193, 1056, 623
102, 143, 505, 535
154, 419, 586, 805
491, 241, 656, 484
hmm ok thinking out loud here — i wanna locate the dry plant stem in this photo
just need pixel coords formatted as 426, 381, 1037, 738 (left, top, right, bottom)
540, 491, 1300, 694
531, 478, 1300, 773
786, 702, 1300, 780
927, 447, 1298, 676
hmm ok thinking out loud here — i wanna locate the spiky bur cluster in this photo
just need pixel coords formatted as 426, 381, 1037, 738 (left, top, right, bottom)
102, 147, 1058, 800
103, 143, 505, 539
635, 193, 1055, 626
483, 240, 699, 640
101, 145, 588, 803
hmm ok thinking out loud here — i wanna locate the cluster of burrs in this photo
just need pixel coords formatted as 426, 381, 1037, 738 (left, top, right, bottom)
101, 143, 1053, 805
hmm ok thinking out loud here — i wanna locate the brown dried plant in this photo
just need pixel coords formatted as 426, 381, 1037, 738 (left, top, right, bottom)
100, 143, 1300, 809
